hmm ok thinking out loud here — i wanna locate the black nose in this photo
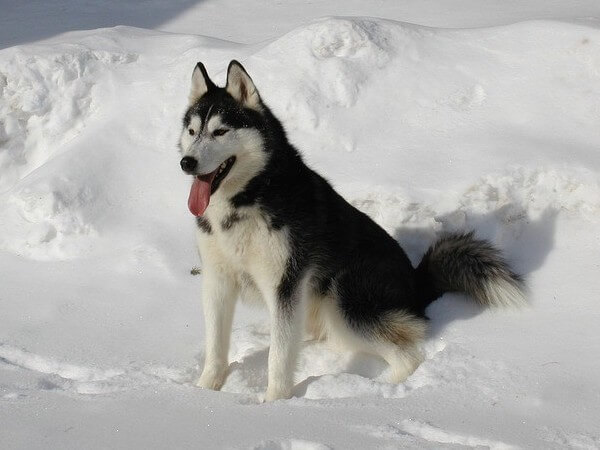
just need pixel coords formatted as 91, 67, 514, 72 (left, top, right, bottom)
180, 156, 198, 173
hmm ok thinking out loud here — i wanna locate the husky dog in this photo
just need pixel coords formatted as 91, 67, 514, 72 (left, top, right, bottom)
178, 61, 525, 401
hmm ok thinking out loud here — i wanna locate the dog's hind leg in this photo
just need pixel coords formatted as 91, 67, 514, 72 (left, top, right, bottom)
376, 342, 425, 383
321, 300, 426, 383
196, 266, 239, 391
370, 311, 427, 383
330, 265, 428, 384
305, 297, 326, 341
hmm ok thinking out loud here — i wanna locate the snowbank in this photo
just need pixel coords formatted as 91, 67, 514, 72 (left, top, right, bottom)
1, 13, 600, 450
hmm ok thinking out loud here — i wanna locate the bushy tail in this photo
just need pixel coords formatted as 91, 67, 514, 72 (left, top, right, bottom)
416, 232, 526, 308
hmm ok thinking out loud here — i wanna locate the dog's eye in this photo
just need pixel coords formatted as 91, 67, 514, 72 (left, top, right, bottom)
213, 129, 229, 137
188, 128, 195, 136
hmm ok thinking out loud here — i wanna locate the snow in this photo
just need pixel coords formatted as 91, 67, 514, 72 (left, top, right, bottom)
1, 1, 600, 449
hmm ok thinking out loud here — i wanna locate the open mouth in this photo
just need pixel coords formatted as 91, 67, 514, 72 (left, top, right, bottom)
188, 156, 236, 216
204, 156, 236, 195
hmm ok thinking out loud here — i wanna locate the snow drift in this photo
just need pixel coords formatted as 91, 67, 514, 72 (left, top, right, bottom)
1, 14, 600, 450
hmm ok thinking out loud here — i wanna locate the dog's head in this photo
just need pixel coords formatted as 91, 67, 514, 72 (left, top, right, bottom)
179, 60, 267, 216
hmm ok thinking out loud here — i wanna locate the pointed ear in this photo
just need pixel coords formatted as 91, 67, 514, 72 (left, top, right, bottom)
189, 62, 216, 105
225, 60, 261, 110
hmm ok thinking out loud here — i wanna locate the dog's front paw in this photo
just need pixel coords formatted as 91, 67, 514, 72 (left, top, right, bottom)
264, 383, 293, 402
196, 365, 228, 391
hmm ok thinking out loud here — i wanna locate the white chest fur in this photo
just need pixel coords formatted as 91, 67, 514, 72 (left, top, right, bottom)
196, 195, 290, 296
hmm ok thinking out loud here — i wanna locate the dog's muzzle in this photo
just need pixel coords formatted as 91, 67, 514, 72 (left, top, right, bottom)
180, 156, 198, 173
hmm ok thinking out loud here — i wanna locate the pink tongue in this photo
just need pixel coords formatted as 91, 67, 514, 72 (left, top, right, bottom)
188, 171, 217, 216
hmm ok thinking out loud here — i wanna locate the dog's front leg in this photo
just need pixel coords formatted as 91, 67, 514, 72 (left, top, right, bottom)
264, 287, 305, 402
196, 268, 238, 391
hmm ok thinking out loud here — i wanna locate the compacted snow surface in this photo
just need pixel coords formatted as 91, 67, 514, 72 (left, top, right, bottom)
1, 1, 600, 449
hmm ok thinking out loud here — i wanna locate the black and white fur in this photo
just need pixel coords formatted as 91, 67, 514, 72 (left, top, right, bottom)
178, 61, 526, 401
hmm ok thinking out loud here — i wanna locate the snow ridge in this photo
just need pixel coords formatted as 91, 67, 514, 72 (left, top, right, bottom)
1, 12, 600, 450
